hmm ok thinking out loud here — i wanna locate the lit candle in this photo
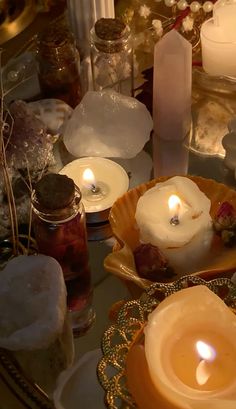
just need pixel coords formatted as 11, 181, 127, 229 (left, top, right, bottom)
59, 157, 129, 214
168, 194, 181, 226
127, 285, 236, 409
200, 0, 236, 77
135, 176, 213, 273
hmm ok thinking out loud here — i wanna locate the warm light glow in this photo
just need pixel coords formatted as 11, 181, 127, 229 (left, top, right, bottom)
82, 168, 96, 188
168, 194, 181, 213
196, 340, 216, 362
195, 341, 216, 386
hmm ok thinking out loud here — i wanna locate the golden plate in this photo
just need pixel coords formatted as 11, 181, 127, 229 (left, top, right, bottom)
104, 176, 236, 297
97, 276, 236, 409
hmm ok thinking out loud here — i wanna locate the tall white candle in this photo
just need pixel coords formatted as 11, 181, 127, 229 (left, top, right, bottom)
200, 0, 236, 76
67, 0, 115, 56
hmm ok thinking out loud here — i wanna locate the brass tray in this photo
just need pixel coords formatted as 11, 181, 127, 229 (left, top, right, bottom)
97, 275, 236, 409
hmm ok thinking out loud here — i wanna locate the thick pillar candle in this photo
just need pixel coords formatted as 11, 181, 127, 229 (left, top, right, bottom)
201, 0, 236, 76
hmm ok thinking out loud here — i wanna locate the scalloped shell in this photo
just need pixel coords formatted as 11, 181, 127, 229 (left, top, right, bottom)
104, 176, 236, 297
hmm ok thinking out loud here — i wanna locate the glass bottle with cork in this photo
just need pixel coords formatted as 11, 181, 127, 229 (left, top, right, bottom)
36, 19, 82, 108
90, 17, 134, 96
31, 173, 95, 337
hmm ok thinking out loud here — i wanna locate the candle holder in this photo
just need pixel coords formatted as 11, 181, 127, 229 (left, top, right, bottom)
97, 275, 236, 409
59, 157, 129, 241
190, 67, 236, 158
104, 175, 236, 298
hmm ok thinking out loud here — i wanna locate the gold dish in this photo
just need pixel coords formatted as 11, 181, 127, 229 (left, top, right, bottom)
97, 275, 236, 409
104, 176, 236, 297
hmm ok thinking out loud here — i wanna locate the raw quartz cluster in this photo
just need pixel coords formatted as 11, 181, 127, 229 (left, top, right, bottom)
0, 255, 74, 395
4, 100, 54, 170
0, 100, 54, 238
213, 201, 236, 246
63, 90, 153, 159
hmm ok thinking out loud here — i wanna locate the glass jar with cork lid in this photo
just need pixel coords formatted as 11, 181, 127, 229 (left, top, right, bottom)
31, 173, 95, 337
90, 18, 134, 96
36, 20, 82, 108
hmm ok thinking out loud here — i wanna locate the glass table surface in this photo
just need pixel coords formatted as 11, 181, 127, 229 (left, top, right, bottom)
1, 49, 236, 409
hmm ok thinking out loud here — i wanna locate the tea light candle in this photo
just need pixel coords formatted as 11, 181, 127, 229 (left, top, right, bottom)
144, 286, 236, 407
200, 1, 236, 76
59, 157, 129, 214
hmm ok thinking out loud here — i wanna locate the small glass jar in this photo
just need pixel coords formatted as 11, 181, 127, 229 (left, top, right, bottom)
36, 20, 82, 108
90, 18, 134, 96
31, 173, 95, 336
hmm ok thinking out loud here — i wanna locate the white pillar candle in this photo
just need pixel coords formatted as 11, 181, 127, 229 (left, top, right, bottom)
200, 0, 236, 76
135, 176, 213, 273
59, 157, 129, 213
143, 286, 236, 409
67, 0, 115, 56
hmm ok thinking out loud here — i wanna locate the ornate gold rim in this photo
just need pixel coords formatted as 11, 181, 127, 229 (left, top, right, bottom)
0, 348, 54, 409
97, 275, 236, 409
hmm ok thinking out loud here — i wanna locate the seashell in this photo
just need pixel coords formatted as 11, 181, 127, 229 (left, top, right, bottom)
104, 176, 236, 297
28, 98, 73, 135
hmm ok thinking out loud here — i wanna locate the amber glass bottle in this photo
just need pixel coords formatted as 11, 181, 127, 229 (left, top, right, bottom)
36, 20, 82, 108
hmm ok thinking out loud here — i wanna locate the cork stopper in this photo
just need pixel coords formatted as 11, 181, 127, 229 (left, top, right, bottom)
93, 18, 128, 53
95, 18, 126, 41
34, 173, 76, 210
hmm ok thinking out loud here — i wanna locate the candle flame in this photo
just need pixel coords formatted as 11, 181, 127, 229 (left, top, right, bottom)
195, 341, 216, 386
82, 168, 96, 189
196, 341, 216, 362
168, 195, 181, 213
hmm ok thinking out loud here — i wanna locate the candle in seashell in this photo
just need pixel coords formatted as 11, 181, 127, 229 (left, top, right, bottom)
135, 176, 213, 273
127, 285, 236, 409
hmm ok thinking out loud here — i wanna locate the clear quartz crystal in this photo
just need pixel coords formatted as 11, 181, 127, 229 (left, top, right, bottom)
153, 30, 192, 141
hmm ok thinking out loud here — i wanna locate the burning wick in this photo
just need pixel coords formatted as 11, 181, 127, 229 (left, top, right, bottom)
82, 167, 109, 202
196, 340, 216, 386
83, 168, 100, 194
168, 194, 181, 226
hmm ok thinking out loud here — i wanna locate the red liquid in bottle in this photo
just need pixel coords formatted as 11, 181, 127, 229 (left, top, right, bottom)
33, 211, 92, 313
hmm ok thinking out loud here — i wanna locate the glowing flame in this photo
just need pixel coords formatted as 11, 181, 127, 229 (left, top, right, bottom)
196, 341, 216, 361
195, 341, 216, 386
82, 168, 96, 189
168, 194, 181, 215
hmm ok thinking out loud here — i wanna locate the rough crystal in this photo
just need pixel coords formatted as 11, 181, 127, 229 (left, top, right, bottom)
63, 90, 153, 158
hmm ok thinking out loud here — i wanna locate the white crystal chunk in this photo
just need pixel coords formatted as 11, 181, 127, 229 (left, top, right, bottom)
63, 90, 153, 158
0, 255, 67, 351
